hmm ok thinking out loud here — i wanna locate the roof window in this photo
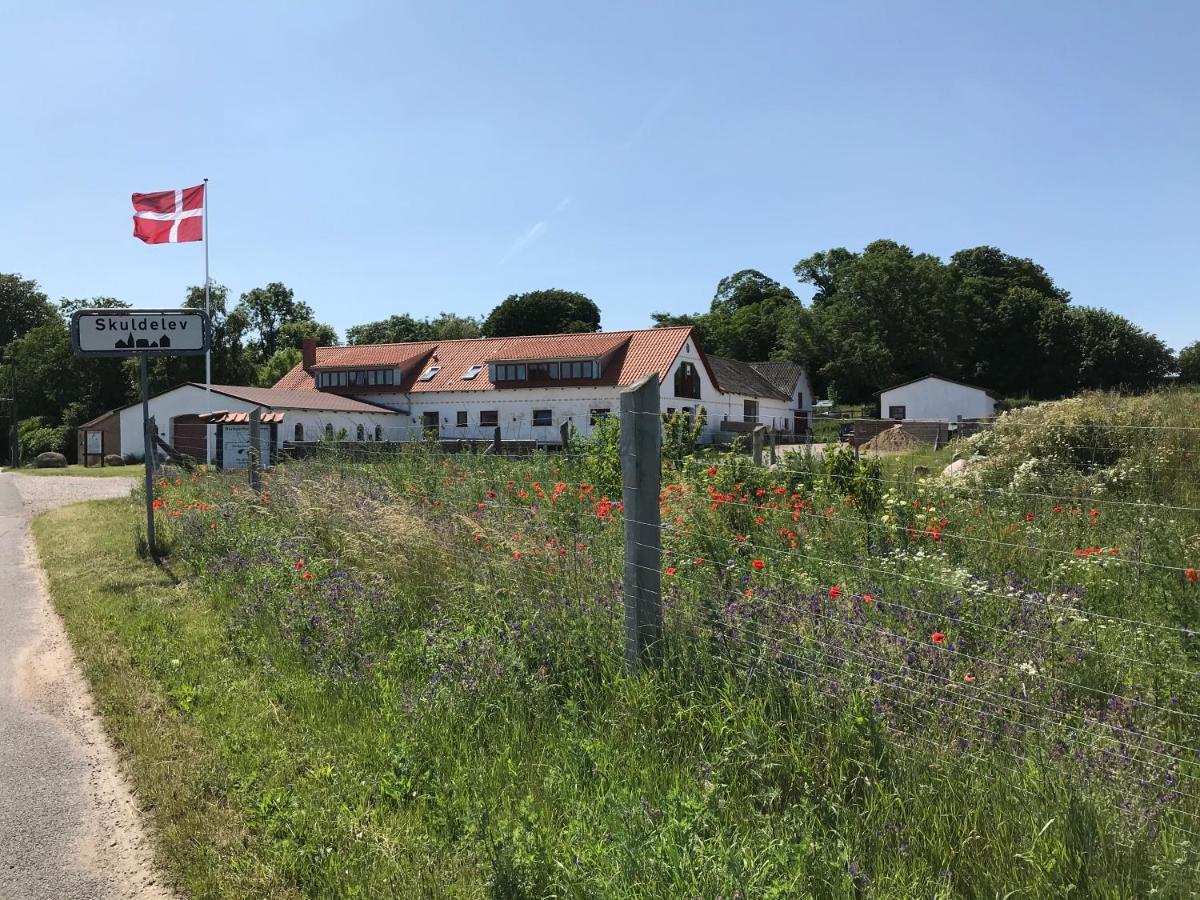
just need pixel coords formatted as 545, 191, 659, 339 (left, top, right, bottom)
418, 365, 441, 382
462, 364, 484, 380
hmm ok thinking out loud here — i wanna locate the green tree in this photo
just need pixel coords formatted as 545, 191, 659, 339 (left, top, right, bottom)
236, 282, 314, 361
346, 314, 433, 345
136, 284, 256, 394
1070, 306, 1174, 391
427, 313, 482, 340
1178, 341, 1200, 384
482, 289, 600, 337
278, 319, 339, 351
1, 273, 55, 350
5, 301, 137, 460
345, 312, 481, 345
653, 270, 804, 363
795, 240, 958, 400
257, 347, 303, 387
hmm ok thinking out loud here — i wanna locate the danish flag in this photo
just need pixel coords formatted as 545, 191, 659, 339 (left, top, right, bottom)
132, 184, 204, 244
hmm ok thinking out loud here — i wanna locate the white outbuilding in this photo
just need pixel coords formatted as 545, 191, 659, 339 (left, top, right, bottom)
77, 383, 405, 468
876, 375, 999, 423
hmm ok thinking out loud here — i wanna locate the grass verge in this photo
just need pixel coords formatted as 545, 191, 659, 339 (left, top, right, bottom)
32, 499, 297, 898
14, 464, 143, 477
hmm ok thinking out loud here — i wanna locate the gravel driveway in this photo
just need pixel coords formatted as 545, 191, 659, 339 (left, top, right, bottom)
0, 472, 173, 899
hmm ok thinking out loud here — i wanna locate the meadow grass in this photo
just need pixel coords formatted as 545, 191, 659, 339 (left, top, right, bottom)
13, 463, 144, 477
35, 389, 1200, 897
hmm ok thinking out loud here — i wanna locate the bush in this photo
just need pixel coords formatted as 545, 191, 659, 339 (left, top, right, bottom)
18, 416, 68, 463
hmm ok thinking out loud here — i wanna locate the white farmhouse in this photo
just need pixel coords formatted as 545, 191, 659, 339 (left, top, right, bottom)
272, 327, 813, 444
876, 375, 999, 423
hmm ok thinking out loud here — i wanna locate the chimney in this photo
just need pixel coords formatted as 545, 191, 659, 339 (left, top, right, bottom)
301, 337, 317, 373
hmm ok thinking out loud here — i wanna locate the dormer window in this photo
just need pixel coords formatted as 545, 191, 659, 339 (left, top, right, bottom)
463, 364, 484, 380
317, 369, 395, 388
418, 365, 441, 382
493, 364, 527, 382
490, 359, 598, 384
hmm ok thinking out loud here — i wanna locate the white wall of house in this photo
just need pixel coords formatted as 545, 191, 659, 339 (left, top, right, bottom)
361, 386, 624, 442
117, 385, 242, 457
353, 341, 813, 443
878, 377, 996, 423
279, 409, 409, 443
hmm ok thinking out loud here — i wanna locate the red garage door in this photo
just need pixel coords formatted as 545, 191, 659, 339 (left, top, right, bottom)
172, 415, 208, 462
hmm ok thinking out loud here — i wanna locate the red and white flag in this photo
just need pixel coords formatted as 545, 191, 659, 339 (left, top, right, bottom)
132, 184, 204, 244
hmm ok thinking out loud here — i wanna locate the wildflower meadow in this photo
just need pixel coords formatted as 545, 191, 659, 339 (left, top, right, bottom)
69, 390, 1200, 896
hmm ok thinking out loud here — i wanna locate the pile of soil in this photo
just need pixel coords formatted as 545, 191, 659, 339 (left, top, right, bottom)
862, 424, 925, 453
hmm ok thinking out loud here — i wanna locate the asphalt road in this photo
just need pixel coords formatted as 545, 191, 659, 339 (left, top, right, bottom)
0, 473, 170, 900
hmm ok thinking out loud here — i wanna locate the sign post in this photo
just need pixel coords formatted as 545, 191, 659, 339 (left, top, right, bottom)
72, 309, 210, 559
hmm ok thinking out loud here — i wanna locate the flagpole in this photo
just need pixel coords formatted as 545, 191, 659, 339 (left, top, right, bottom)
203, 177, 213, 466
203, 177, 211, 393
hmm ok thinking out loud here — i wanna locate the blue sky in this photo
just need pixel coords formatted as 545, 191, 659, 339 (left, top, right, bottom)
2, 1, 1197, 348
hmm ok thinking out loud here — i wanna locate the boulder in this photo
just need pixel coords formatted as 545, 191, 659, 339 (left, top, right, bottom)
35, 451, 68, 468
942, 458, 970, 478
103, 454, 125, 467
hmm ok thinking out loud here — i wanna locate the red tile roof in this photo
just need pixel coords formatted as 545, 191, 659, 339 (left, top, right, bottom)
272, 328, 702, 394
192, 384, 402, 413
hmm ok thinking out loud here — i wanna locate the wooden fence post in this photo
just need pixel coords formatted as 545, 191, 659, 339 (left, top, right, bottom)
492, 425, 502, 455
752, 424, 765, 466
560, 420, 571, 451
621, 373, 662, 671
248, 407, 262, 493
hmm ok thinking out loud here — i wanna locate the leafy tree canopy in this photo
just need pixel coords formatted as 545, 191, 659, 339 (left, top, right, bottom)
235, 282, 314, 362
654, 270, 804, 364
482, 290, 599, 338
278, 319, 339, 351
257, 347, 303, 388
1178, 341, 1200, 384
346, 312, 481, 345
1, 273, 55, 350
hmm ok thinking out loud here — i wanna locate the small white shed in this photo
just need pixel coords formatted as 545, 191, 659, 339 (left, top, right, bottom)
877, 375, 998, 423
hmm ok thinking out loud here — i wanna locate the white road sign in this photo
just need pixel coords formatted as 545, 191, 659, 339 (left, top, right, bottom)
72, 309, 210, 357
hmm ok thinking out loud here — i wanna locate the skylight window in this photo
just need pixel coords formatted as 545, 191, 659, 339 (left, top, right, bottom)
462, 364, 484, 380
418, 365, 441, 382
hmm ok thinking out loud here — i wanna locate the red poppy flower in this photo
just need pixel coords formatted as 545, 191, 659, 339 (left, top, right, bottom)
1024, 512, 1034, 522
295, 560, 305, 570
694, 557, 704, 565
707, 467, 717, 476
963, 672, 976, 684
862, 593, 873, 604
931, 632, 946, 645
302, 571, 313, 581
666, 566, 677, 576
1187, 567, 1198, 584
512, 551, 522, 560
829, 585, 841, 599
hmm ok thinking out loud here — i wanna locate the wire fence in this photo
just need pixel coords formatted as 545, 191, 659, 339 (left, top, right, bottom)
179, 380, 1200, 848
